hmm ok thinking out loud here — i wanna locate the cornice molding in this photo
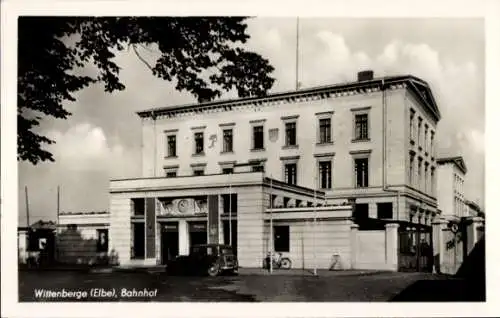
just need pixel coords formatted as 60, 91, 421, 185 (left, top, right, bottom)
137, 75, 439, 121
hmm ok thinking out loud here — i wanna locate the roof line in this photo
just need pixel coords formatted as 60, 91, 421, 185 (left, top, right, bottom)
137, 74, 427, 116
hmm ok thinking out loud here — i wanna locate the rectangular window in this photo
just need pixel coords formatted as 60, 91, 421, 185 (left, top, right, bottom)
222, 168, 233, 174
430, 131, 435, 157
223, 129, 233, 153
167, 135, 176, 157
253, 126, 264, 150
273, 225, 290, 252
354, 158, 369, 188
353, 203, 369, 221
417, 117, 422, 147
410, 109, 415, 141
409, 154, 415, 185
424, 163, 429, 193
194, 132, 204, 154
285, 122, 297, 146
377, 203, 393, 219
284, 163, 297, 185
319, 161, 332, 189
252, 164, 264, 172
431, 167, 435, 195
165, 171, 177, 178
319, 118, 331, 143
354, 114, 369, 140
424, 125, 429, 152
96, 229, 109, 252
418, 158, 422, 190
132, 198, 145, 216
193, 169, 204, 176
132, 222, 145, 259
222, 194, 238, 214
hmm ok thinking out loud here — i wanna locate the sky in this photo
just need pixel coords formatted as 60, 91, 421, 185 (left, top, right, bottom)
17, 17, 485, 226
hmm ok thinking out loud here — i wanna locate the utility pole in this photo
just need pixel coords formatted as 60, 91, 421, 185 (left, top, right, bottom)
25, 186, 30, 227
269, 176, 273, 274
57, 185, 60, 225
313, 178, 317, 276
229, 173, 232, 247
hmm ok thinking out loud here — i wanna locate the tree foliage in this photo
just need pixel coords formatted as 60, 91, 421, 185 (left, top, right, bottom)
18, 17, 275, 164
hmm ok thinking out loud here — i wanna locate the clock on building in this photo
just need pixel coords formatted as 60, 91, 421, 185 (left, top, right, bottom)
177, 199, 189, 213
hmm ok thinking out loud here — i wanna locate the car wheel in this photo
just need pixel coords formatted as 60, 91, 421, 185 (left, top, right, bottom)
207, 264, 220, 277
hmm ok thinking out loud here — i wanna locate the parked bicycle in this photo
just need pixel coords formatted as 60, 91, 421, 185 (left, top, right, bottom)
263, 252, 292, 270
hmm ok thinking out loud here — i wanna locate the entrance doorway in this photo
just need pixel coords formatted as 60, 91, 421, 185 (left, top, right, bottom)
189, 221, 207, 248
161, 222, 179, 264
223, 220, 238, 255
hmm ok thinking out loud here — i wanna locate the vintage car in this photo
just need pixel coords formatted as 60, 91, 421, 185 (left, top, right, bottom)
166, 244, 238, 277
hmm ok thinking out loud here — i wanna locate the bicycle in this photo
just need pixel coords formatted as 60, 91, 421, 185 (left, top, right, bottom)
263, 252, 292, 270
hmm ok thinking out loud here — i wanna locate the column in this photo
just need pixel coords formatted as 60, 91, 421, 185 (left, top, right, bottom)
385, 223, 399, 271
368, 202, 377, 219
178, 219, 189, 256
350, 224, 359, 270
432, 218, 447, 274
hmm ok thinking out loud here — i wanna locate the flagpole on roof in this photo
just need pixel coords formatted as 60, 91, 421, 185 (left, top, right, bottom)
295, 16, 300, 90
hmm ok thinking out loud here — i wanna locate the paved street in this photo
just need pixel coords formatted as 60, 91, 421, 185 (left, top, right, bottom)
18, 269, 481, 302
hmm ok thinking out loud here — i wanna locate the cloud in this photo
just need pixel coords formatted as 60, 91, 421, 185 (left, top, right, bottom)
46, 122, 139, 178
276, 31, 484, 207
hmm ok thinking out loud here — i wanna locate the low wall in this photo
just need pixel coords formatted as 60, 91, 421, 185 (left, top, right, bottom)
351, 224, 399, 271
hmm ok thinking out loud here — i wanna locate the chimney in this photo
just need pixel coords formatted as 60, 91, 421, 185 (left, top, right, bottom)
357, 70, 374, 82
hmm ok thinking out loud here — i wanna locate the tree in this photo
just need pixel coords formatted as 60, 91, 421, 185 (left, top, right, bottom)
18, 17, 275, 164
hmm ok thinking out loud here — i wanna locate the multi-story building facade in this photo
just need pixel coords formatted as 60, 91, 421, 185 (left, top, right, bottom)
109, 70, 442, 267
436, 156, 467, 219
139, 71, 440, 222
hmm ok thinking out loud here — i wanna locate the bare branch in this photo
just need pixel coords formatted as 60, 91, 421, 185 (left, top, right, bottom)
131, 44, 154, 71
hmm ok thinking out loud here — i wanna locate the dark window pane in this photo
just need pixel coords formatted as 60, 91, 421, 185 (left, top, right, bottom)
285, 122, 297, 146
132, 198, 145, 216
319, 118, 331, 143
193, 169, 204, 176
222, 168, 233, 174
222, 194, 238, 214
377, 202, 393, 219
319, 161, 332, 189
132, 223, 145, 259
194, 132, 204, 154
274, 226, 290, 252
253, 126, 264, 149
354, 158, 369, 188
284, 163, 297, 185
252, 164, 264, 172
166, 171, 177, 178
355, 114, 369, 140
223, 129, 233, 152
167, 135, 176, 157
353, 203, 369, 220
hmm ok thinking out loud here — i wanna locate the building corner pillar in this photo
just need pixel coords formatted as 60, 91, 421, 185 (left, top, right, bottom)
385, 223, 399, 271
350, 224, 359, 269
